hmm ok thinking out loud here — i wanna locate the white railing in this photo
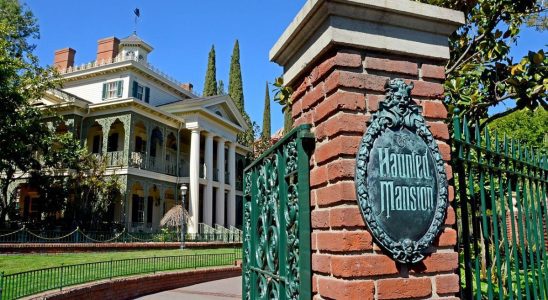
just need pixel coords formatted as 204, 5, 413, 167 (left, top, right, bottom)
130, 152, 179, 175
105, 151, 124, 166
60, 54, 182, 87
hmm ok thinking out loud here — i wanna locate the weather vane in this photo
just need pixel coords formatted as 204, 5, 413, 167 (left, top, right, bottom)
133, 8, 140, 33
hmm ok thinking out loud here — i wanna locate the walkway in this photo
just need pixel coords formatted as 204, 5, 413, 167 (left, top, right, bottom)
136, 276, 242, 300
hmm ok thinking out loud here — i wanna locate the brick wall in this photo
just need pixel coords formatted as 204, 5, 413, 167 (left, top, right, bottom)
290, 49, 458, 300
30, 266, 241, 300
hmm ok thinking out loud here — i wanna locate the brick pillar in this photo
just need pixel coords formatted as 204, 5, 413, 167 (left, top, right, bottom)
270, 1, 464, 299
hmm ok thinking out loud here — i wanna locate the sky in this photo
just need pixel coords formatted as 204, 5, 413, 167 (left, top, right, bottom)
23, 1, 546, 130
24, 0, 306, 133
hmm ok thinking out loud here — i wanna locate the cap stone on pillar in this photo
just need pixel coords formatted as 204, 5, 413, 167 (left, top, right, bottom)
96, 37, 120, 62
270, 0, 464, 86
53, 48, 76, 72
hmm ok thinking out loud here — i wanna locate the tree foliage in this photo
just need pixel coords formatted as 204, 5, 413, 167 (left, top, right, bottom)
262, 81, 271, 139
0, 0, 59, 223
415, 0, 547, 126
228, 40, 253, 146
272, 77, 294, 134
217, 79, 227, 95
229, 40, 244, 112
488, 108, 548, 154
202, 45, 217, 97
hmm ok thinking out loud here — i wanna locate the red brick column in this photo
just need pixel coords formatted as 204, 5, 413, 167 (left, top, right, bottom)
270, 1, 464, 298
288, 49, 459, 300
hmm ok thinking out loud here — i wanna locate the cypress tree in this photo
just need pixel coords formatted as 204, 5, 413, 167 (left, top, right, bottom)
283, 108, 293, 134
203, 45, 217, 97
217, 80, 226, 95
228, 40, 244, 112
262, 81, 271, 139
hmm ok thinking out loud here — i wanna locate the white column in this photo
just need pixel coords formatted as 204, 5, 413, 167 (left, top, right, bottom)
215, 137, 226, 227
204, 132, 214, 226
227, 142, 237, 227
189, 129, 201, 233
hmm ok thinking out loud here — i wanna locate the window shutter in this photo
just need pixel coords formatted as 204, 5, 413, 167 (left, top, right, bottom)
116, 81, 123, 98
144, 87, 150, 103
102, 83, 107, 100
132, 81, 139, 98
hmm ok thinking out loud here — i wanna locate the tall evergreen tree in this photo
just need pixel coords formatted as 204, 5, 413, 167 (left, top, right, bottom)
228, 40, 253, 146
202, 45, 217, 97
283, 109, 293, 134
262, 82, 271, 139
228, 40, 244, 112
217, 80, 226, 95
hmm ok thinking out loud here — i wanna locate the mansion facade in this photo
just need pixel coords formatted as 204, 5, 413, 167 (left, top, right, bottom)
11, 33, 249, 233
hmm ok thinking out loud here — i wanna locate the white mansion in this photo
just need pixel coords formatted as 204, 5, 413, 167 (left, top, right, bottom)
14, 33, 249, 233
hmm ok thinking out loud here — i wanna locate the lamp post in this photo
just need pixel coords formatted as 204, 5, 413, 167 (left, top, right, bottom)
179, 184, 188, 250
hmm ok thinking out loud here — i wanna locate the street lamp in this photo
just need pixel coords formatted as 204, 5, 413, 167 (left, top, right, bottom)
179, 184, 188, 250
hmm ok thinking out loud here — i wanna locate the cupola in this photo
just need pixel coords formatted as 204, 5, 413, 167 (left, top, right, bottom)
119, 32, 153, 62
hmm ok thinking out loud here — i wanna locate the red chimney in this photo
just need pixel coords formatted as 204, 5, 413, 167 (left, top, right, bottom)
180, 83, 193, 92
96, 37, 120, 62
53, 48, 76, 71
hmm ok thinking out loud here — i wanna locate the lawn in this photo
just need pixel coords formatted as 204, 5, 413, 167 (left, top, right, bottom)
0, 247, 240, 274
0, 248, 242, 300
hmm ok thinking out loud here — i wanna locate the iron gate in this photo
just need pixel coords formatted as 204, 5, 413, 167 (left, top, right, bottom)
242, 124, 313, 300
453, 114, 548, 299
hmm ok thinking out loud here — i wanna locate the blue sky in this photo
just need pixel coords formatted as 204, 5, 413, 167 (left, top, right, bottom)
24, 1, 546, 130
25, 0, 305, 133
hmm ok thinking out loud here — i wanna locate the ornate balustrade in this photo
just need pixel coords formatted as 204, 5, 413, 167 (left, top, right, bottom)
105, 151, 124, 167
59, 54, 184, 89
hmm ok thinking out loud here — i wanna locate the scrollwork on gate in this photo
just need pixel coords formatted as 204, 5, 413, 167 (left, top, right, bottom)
242, 125, 313, 300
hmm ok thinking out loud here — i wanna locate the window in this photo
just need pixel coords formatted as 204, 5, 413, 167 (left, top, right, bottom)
132, 81, 150, 103
102, 80, 123, 100
132, 195, 145, 224
136, 85, 144, 100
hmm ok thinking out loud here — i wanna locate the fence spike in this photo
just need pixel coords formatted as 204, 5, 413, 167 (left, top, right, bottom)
484, 126, 491, 151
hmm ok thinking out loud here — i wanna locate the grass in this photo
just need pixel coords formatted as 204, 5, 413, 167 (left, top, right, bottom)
0, 247, 239, 274
0, 248, 241, 300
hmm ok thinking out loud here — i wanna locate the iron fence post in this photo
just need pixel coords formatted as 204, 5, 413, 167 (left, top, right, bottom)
74, 227, 79, 243
0, 271, 4, 300
59, 264, 64, 291
109, 259, 113, 280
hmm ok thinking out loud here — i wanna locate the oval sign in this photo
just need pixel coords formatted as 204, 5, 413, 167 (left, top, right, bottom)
355, 79, 448, 264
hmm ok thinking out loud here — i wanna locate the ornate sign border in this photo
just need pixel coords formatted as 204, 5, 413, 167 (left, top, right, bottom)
355, 79, 448, 264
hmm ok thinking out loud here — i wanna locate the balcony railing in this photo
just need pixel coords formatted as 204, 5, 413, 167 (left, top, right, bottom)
95, 152, 229, 180
105, 151, 124, 167
130, 152, 181, 176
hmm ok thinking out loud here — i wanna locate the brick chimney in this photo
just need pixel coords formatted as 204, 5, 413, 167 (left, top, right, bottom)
96, 37, 120, 62
180, 83, 193, 92
53, 48, 76, 71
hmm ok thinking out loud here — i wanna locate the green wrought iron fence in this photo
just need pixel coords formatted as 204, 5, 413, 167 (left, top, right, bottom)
453, 114, 548, 299
0, 252, 240, 300
242, 124, 314, 300
0, 227, 242, 243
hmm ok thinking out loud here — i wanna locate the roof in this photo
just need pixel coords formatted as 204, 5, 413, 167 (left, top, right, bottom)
120, 32, 153, 52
